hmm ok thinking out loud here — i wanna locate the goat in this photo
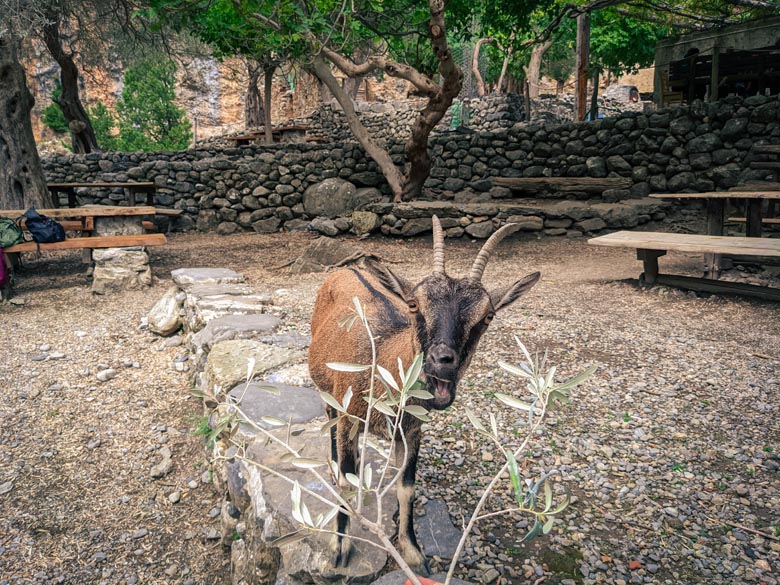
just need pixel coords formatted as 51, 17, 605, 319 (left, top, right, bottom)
308, 216, 540, 573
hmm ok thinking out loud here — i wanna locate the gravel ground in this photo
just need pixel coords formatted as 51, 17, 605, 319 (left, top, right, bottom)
1, 230, 779, 585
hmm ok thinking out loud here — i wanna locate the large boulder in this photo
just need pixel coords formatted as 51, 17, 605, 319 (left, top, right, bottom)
303, 178, 358, 218
148, 286, 183, 336
288, 237, 364, 274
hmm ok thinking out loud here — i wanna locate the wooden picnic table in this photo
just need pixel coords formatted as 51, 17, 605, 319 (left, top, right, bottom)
227, 124, 324, 145
1, 205, 166, 261
48, 182, 156, 208
650, 191, 780, 278
650, 191, 780, 238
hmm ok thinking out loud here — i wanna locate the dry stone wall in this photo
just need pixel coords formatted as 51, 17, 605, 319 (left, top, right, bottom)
41, 94, 780, 238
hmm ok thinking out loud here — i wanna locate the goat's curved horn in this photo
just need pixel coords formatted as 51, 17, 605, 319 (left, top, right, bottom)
432, 215, 445, 274
469, 223, 520, 281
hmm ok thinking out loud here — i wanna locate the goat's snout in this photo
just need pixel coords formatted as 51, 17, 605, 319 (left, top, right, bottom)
427, 343, 459, 370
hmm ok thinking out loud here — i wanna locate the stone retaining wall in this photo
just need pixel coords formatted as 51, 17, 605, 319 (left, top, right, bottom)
41, 95, 779, 237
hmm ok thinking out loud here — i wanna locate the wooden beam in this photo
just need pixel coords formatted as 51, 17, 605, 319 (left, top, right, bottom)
4, 233, 166, 253
494, 177, 631, 192
651, 191, 780, 200
654, 274, 780, 302
574, 13, 590, 122
0, 206, 156, 218
709, 45, 719, 103
588, 231, 780, 257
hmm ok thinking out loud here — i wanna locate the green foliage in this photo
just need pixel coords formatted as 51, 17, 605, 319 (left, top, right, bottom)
590, 7, 669, 75
88, 102, 119, 151
116, 58, 192, 151
42, 81, 69, 134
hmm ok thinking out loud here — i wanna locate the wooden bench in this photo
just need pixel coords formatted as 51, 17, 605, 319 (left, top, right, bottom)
727, 217, 780, 225
588, 230, 780, 301
4, 233, 167, 254
48, 182, 156, 208
494, 176, 632, 193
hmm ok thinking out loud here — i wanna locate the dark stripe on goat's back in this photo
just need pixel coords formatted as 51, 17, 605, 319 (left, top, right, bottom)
349, 269, 408, 332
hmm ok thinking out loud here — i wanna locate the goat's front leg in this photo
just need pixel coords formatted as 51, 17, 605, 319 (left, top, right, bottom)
394, 438, 429, 575
330, 415, 358, 568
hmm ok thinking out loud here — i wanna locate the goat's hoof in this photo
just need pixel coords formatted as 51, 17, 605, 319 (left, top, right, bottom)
400, 543, 429, 576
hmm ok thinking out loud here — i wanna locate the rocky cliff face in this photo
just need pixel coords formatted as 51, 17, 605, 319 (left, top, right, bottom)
22, 42, 325, 153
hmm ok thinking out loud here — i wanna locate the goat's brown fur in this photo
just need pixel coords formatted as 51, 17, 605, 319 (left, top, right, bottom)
308, 219, 540, 573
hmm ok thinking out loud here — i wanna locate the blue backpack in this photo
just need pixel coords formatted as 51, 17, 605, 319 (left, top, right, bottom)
20, 207, 66, 245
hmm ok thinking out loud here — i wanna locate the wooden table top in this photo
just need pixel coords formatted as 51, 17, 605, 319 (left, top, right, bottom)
650, 191, 780, 200
0, 205, 156, 218
48, 182, 155, 189
589, 231, 780, 257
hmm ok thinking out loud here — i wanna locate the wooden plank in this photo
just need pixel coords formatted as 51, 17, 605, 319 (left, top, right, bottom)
48, 182, 155, 189
587, 231, 780, 257
705, 198, 725, 278
5, 233, 166, 253
18, 219, 85, 231
0, 206, 156, 219
154, 208, 183, 216
727, 217, 780, 224
750, 162, 780, 171
753, 145, 780, 154
728, 182, 780, 192
494, 177, 632, 192
653, 274, 780, 302
651, 191, 780, 200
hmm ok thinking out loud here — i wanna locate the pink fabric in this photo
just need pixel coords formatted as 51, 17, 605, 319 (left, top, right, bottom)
0, 249, 8, 289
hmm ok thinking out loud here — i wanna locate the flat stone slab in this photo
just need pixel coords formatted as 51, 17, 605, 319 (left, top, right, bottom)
372, 570, 472, 585
242, 424, 395, 584
229, 382, 324, 432
258, 333, 311, 350
191, 314, 282, 355
171, 267, 245, 289
202, 340, 304, 397
416, 499, 463, 561
184, 284, 274, 333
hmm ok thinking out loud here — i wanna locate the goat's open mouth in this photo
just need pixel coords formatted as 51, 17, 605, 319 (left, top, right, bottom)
427, 375, 454, 408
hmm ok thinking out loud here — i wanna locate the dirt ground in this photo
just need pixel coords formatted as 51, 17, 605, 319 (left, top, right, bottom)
1, 230, 779, 585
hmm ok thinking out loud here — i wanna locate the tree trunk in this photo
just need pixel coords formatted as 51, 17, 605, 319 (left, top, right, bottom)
472, 38, 493, 97
245, 61, 264, 129
0, 34, 52, 209
402, 0, 463, 200
312, 55, 405, 199
496, 48, 512, 95
556, 79, 564, 94
263, 65, 274, 144
522, 39, 552, 100
41, 16, 99, 154
589, 67, 600, 121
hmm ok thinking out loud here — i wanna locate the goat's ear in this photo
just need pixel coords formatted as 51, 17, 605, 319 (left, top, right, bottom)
489, 272, 540, 312
362, 258, 413, 300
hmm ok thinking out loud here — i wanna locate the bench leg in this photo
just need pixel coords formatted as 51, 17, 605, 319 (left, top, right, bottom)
637, 249, 666, 285
745, 199, 763, 238
705, 199, 725, 279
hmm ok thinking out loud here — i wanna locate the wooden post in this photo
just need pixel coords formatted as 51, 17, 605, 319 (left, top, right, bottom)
574, 12, 590, 122
687, 54, 697, 104
637, 249, 666, 285
709, 43, 719, 103
705, 199, 725, 279
746, 199, 763, 238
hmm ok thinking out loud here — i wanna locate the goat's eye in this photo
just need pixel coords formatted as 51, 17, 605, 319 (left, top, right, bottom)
484, 312, 495, 324
407, 300, 419, 313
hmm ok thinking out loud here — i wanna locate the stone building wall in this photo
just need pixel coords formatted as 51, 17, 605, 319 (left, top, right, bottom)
41, 94, 779, 237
